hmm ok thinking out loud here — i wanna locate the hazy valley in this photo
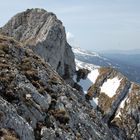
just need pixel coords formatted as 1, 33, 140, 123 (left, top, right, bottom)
73, 47, 140, 84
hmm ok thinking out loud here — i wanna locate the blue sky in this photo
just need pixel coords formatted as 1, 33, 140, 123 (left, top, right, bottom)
0, 0, 140, 51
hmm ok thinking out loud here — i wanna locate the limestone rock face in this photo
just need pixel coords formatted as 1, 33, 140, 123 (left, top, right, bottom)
0, 35, 116, 140
1, 8, 140, 140
86, 67, 140, 139
112, 83, 140, 140
0, 8, 75, 79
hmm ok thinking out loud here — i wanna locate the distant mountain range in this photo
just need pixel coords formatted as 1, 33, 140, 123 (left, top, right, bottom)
99, 49, 140, 54
73, 47, 140, 139
73, 47, 140, 83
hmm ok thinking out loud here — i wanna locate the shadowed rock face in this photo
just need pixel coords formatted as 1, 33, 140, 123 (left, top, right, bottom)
0, 35, 116, 140
0, 8, 75, 79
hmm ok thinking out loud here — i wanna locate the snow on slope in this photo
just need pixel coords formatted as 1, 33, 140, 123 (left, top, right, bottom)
72, 47, 112, 67
72, 48, 100, 57
75, 59, 99, 70
115, 85, 132, 118
73, 47, 122, 108
90, 76, 122, 108
73, 47, 100, 58
100, 77, 122, 98
88, 69, 100, 84
90, 98, 99, 108
74, 59, 100, 94
115, 98, 127, 118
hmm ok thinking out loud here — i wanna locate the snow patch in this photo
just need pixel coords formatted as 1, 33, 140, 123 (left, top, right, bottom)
115, 111, 121, 118
72, 47, 100, 57
120, 97, 127, 109
88, 69, 99, 84
90, 98, 98, 108
73, 69, 99, 94
101, 77, 121, 98
74, 58, 100, 107
74, 59, 100, 94
79, 69, 99, 94
75, 59, 99, 70
115, 97, 127, 118
115, 85, 132, 118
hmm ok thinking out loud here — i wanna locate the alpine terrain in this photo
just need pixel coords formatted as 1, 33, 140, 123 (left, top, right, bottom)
73, 47, 140, 83
0, 8, 140, 140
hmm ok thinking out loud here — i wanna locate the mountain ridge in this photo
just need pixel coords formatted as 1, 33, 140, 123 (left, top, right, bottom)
73, 47, 140, 83
0, 8, 140, 140
73, 47, 140, 139
0, 34, 116, 140
0, 8, 76, 82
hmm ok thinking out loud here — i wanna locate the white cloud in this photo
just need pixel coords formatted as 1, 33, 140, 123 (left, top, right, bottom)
66, 31, 79, 47
66, 32, 74, 41
66, 32, 75, 46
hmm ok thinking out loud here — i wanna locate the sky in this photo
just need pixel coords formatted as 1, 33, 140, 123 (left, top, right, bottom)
0, 0, 140, 51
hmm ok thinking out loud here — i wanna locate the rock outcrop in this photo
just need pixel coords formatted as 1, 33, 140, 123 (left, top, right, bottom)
0, 8, 75, 80
86, 67, 140, 140
112, 83, 140, 139
0, 35, 117, 140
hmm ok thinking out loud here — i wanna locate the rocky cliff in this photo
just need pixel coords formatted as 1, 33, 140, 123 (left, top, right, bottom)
0, 9, 140, 140
0, 8, 75, 80
0, 35, 117, 140
77, 66, 140, 140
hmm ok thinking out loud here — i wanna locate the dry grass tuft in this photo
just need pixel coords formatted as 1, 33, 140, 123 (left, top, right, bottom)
0, 128, 19, 140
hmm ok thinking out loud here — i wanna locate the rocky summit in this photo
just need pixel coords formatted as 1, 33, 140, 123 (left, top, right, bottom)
0, 8, 75, 81
0, 8, 140, 140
